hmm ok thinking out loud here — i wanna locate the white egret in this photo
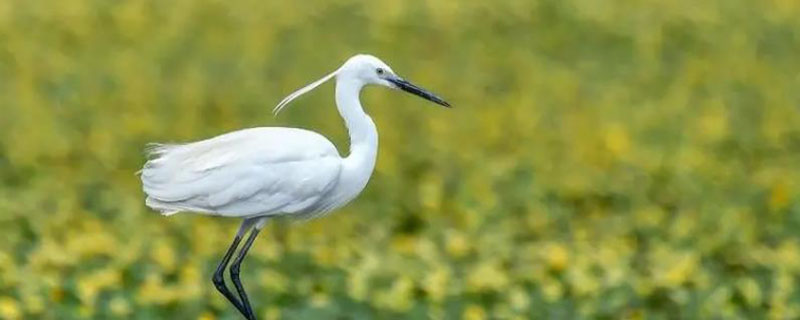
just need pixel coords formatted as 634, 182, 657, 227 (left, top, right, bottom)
139, 54, 450, 319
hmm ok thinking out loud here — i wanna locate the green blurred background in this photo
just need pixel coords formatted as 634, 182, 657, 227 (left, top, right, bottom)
1, 0, 800, 319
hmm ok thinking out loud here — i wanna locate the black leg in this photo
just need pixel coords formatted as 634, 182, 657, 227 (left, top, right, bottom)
212, 221, 253, 317
230, 227, 261, 320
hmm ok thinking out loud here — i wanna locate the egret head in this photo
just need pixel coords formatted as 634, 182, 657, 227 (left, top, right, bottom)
339, 54, 395, 85
273, 54, 450, 114
340, 54, 451, 107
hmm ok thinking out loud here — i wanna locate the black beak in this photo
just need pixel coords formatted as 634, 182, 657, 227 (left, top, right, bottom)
387, 76, 451, 107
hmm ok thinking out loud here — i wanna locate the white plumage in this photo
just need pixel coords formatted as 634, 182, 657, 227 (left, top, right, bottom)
137, 54, 449, 320
141, 127, 342, 217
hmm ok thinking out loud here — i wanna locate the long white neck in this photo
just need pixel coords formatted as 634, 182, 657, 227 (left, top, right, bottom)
335, 77, 378, 159
328, 75, 379, 207
305, 75, 378, 213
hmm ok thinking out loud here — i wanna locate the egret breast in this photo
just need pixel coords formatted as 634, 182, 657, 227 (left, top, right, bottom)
300, 141, 378, 219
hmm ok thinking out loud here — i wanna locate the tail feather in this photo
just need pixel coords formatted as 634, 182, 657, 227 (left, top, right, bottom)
145, 197, 182, 216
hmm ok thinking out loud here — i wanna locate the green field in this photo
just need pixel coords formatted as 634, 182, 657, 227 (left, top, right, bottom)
1, 0, 800, 319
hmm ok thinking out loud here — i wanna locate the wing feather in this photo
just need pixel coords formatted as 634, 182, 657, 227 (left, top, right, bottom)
140, 127, 342, 217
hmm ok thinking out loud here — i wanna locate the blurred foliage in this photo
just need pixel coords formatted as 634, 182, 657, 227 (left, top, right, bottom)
1, 0, 800, 319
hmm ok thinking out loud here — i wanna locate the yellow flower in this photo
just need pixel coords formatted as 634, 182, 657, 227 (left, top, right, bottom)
568, 266, 601, 297
737, 278, 762, 307
263, 306, 281, 320
0, 296, 20, 320
346, 270, 369, 301
391, 235, 418, 255
769, 181, 791, 212
545, 243, 569, 272
65, 222, 118, 259
178, 264, 203, 299
634, 206, 665, 229
423, 266, 451, 303
697, 101, 728, 141
775, 241, 800, 271
419, 173, 443, 210
137, 273, 176, 305
77, 268, 122, 305
109, 296, 131, 317
541, 278, 564, 302
462, 304, 486, 320
76, 277, 99, 305
374, 277, 414, 312
509, 287, 530, 311
78, 305, 94, 318
151, 240, 177, 272
311, 245, 338, 266
21, 293, 43, 315
197, 311, 216, 320
467, 262, 509, 292
0, 252, 11, 271
604, 124, 630, 158
659, 252, 698, 288
445, 231, 470, 258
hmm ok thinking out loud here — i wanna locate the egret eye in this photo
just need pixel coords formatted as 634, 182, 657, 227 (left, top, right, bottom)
376, 68, 385, 75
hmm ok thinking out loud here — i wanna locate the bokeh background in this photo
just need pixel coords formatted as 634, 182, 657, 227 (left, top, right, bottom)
1, 0, 800, 319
